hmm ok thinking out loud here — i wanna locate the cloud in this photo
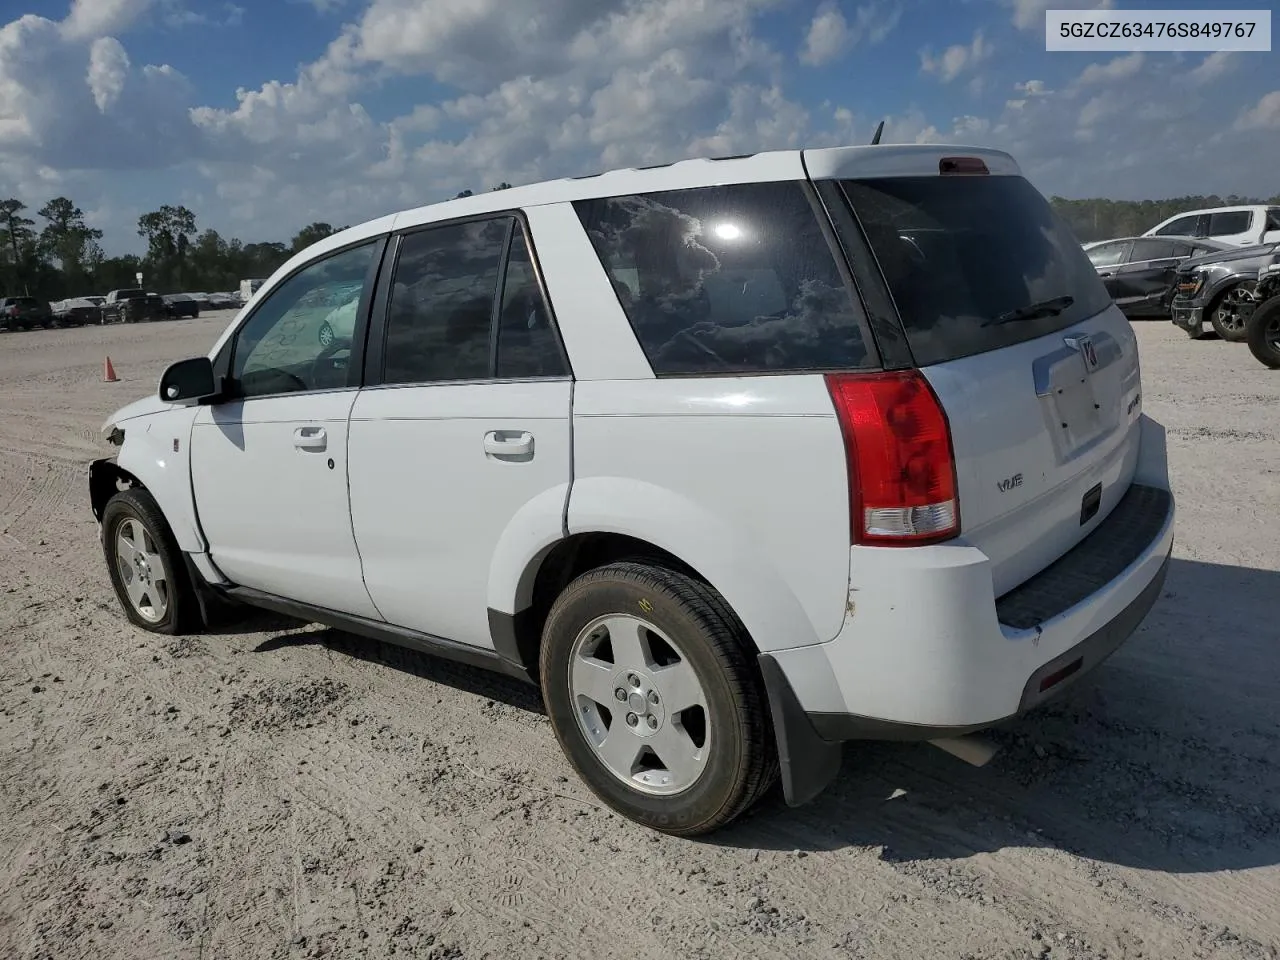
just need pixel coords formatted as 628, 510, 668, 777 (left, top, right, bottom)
799, 1, 901, 66
1188, 51, 1236, 86
61, 0, 153, 41
87, 37, 130, 111
1000, 0, 1114, 32
920, 30, 990, 83
1234, 91, 1280, 131
1015, 79, 1051, 97
1075, 52, 1143, 87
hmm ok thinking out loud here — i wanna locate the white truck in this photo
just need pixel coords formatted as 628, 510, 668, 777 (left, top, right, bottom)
239, 278, 266, 304
90, 144, 1174, 835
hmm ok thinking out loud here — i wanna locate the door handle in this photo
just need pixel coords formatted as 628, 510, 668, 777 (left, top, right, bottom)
293, 426, 327, 451
483, 430, 534, 459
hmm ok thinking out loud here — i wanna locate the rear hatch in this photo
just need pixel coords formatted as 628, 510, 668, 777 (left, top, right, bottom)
810, 148, 1143, 596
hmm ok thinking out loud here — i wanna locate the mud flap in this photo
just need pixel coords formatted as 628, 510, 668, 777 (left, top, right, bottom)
758, 654, 843, 807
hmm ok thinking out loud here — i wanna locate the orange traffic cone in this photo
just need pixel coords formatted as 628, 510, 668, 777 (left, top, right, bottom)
103, 356, 118, 382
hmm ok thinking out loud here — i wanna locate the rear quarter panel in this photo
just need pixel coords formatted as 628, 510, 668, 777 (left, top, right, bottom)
567, 377, 852, 651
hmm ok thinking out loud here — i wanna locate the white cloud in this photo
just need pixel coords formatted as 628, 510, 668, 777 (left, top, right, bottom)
1015, 79, 1051, 97
1000, 0, 1114, 32
799, 1, 901, 66
1075, 52, 1144, 87
86, 37, 130, 111
61, 0, 153, 41
920, 30, 990, 83
1188, 51, 1236, 86
1234, 90, 1280, 131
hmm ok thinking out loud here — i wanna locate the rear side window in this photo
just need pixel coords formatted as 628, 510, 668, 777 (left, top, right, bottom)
1267, 208, 1280, 231
381, 217, 567, 385
1128, 239, 1179, 261
1208, 210, 1251, 236
574, 182, 874, 376
840, 176, 1114, 367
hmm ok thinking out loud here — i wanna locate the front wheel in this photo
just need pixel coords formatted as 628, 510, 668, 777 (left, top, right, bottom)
101, 488, 199, 634
540, 561, 778, 836
1210, 283, 1255, 342
1246, 297, 1280, 369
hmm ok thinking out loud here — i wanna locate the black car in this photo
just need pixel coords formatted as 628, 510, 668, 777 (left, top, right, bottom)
1084, 236, 1231, 318
163, 294, 200, 319
0, 296, 54, 330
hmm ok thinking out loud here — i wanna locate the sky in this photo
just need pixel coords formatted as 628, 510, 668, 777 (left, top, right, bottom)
1, 0, 1277, 255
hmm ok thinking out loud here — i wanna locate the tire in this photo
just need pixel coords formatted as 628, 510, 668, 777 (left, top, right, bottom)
540, 561, 778, 836
1209, 283, 1255, 342
101, 488, 199, 635
1246, 296, 1280, 369
318, 321, 335, 348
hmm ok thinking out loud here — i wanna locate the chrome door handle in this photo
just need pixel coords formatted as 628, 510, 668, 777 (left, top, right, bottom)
483, 430, 533, 459
294, 426, 327, 451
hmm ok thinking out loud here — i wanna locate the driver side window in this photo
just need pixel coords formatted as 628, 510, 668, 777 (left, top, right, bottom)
232, 241, 378, 399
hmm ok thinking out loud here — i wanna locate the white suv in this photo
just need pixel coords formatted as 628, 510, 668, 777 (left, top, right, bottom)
90, 145, 1174, 835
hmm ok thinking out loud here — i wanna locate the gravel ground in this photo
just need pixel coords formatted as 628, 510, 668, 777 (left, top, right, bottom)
1, 314, 1277, 960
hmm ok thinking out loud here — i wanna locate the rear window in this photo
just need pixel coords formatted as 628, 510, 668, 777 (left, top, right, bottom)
574, 182, 874, 376
117, 289, 145, 299
839, 175, 1114, 367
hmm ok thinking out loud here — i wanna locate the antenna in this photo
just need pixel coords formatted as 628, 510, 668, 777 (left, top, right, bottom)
870, 120, 885, 145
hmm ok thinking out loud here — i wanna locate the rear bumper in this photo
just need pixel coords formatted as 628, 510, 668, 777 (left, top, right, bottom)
762, 415, 1174, 805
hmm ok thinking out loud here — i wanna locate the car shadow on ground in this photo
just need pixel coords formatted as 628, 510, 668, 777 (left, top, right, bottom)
232, 556, 1277, 876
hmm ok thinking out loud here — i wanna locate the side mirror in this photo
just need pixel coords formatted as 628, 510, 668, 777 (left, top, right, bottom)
159, 357, 218, 403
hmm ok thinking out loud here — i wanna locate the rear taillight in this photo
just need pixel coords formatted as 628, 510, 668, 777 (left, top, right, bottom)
939, 156, 989, 175
825, 371, 959, 545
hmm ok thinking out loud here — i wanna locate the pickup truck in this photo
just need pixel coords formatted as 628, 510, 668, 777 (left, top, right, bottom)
101, 288, 168, 323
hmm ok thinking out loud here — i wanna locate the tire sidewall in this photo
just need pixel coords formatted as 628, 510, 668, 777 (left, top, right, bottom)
541, 572, 753, 833
1246, 297, 1280, 368
102, 493, 180, 633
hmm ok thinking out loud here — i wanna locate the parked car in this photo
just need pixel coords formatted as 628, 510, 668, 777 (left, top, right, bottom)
1169, 242, 1279, 340
1143, 205, 1280, 247
207, 293, 239, 310
53, 297, 104, 326
101, 288, 168, 323
163, 294, 200, 319
89, 144, 1174, 835
0, 295, 53, 330
1245, 261, 1280, 368
1083, 236, 1231, 319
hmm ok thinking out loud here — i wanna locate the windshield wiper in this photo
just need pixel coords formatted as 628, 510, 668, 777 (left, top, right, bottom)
982, 295, 1075, 327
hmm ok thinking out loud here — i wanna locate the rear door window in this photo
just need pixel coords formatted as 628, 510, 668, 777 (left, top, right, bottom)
574, 182, 874, 376
1128, 239, 1179, 262
839, 175, 1114, 367
1207, 210, 1252, 236
1086, 241, 1128, 267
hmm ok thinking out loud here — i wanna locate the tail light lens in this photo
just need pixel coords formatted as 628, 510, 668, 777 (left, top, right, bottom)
825, 371, 959, 545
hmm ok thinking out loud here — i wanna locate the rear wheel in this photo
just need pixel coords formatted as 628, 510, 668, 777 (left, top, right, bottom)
1209, 283, 1255, 342
102, 488, 199, 635
1246, 297, 1280, 369
540, 561, 777, 836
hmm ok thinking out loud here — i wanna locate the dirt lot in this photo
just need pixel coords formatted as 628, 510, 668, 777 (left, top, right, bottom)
0, 315, 1277, 960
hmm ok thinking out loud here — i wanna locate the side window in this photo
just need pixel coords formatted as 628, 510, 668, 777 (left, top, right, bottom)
1207, 211, 1251, 236
1154, 215, 1199, 237
1169, 242, 1195, 258
1128, 239, 1177, 262
1086, 242, 1127, 267
232, 241, 378, 399
573, 182, 873, 376
495, 223, 568, 378
382, 219, 508, 385
1267, 208, 1280, 232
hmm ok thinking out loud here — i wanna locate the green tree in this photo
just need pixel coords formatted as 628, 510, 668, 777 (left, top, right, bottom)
490, 182, 513, 191
37, 197, 104, 288
137, 204, 197, 288
290, 221, 338, 254
454, 189, 474, 199
0, 198, 37, 294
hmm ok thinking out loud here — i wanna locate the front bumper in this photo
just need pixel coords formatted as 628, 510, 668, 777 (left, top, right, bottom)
1171, 303, 1205, 334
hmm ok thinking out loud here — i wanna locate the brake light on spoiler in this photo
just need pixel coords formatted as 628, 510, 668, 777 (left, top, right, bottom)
825, 371, 960, 546
939, 156, 989, 175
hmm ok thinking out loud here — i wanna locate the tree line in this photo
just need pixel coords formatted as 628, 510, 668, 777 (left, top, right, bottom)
1, 184, 1274, 301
